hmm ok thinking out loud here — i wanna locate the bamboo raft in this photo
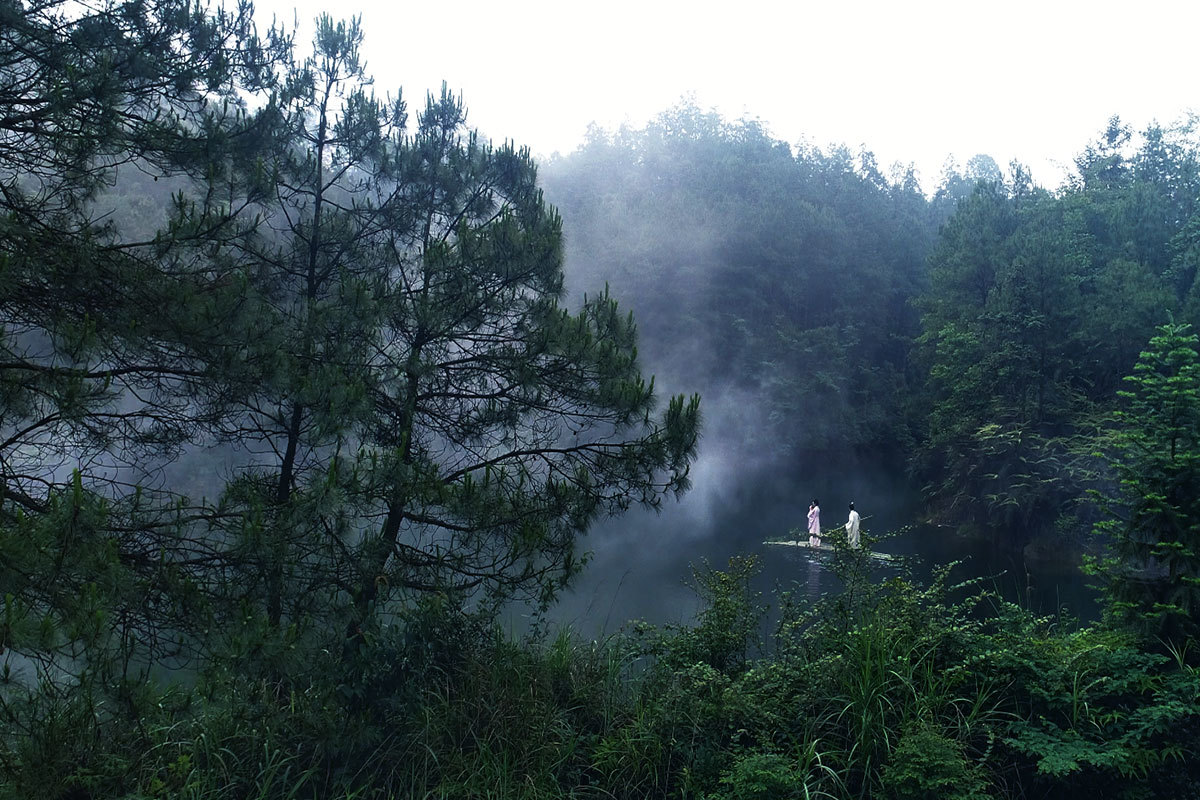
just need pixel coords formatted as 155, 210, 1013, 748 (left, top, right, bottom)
763, 539, 899, 563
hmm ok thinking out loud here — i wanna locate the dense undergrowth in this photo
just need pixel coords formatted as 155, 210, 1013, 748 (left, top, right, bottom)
3, 539, 1198, 800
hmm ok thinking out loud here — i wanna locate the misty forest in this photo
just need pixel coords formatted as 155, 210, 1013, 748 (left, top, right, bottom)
3, 3, 1200, 799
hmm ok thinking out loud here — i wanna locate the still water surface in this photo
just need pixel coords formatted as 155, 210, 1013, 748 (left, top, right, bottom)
550, 460, 1098, 635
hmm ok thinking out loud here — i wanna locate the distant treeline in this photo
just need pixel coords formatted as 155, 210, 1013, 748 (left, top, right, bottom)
543, 109, 1200, 543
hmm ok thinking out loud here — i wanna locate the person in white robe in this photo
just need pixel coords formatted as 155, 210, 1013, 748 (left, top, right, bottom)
807, 500, 821, 546
845, 502, 861, 549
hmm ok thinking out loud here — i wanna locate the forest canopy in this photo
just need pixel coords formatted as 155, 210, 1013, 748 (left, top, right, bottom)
545, 108, 1200, 544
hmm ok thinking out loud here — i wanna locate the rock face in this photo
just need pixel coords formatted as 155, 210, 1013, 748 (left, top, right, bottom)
1022, 538, 1085, 569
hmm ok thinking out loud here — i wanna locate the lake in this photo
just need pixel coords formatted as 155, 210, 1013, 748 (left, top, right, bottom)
547, 455, 1099, 635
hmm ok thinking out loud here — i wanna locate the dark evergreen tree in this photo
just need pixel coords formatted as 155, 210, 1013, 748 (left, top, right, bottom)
192, 21, 703, 650
353, 90, 700, 620
912, 118, 1200, 541
202, 15, 398, 634
1090, 321, 1200, 645
0, 0, 286, 692
1, 5, 700, 724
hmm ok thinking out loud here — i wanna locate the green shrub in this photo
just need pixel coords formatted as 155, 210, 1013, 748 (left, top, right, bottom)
881, 721, 991, 800
713, 752, 810, 800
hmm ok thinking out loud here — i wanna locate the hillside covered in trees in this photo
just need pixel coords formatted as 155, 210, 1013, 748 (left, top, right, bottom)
545, 108, 1200, 548
2, 1, 1199, 797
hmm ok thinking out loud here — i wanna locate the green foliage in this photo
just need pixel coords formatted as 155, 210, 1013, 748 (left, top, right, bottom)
881, 721, 990, 800
712, 751, 826, 800
997, 628, 1200, 796
2, 0, 700, 739
3, 551, 1198, 799
1, 7, 702, 798
654, 555, 766, 674
1089, 321, 1200, 644
912, 119, 1200, 542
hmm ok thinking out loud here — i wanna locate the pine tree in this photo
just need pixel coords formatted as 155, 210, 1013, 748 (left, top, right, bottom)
0, 0, 288, 747
203, 15, 395, 632
2, 7, 701, 724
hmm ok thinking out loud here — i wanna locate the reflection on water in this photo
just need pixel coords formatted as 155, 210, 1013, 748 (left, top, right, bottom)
759, 525, 1098, 622
805, 555, 822, 604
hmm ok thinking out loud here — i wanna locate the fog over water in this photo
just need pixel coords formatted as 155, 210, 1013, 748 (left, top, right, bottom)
550, 443, 1098, 636
539, 156, 1100, 635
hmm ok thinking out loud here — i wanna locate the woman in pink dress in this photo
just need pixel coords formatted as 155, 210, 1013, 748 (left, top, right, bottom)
807, 499, 821, 546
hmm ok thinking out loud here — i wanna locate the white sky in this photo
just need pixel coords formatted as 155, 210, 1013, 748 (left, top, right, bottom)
258, 0, 1198, 191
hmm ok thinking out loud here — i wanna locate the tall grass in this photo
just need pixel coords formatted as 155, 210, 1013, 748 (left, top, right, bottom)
3, 553, 1198, 799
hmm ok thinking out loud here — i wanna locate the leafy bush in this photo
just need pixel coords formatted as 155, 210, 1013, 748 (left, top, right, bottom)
4, 551, 1198, 799
881, 721, 991, 800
